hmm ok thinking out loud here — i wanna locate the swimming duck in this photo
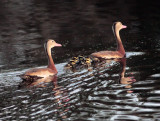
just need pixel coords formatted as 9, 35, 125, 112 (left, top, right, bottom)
91, 22, 127, 59
20, 39, 62, 80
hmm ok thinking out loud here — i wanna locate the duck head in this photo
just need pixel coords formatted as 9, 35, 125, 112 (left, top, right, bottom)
47, 39, 62, 48
113, 22, 127, 31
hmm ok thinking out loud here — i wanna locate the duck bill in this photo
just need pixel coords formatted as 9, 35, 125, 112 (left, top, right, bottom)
55, 43, 62, 47
122, 25, 127, 29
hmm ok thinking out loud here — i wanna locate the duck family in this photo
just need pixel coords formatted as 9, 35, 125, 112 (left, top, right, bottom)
20, 21, 127, 81
65, 21, 127, 70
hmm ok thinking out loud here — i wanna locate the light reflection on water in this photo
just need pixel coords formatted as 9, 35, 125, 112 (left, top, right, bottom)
0, 0, 160, 121
1, 52, 160, 120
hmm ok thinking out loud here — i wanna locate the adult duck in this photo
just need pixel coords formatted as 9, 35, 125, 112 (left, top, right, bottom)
91, 22, 127, 59
20, 39, 62, 80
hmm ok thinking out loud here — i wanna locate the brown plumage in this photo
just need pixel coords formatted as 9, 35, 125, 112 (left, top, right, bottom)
20, 39, 62, 80
19, 75, 57, 88
91, 22, 127, 59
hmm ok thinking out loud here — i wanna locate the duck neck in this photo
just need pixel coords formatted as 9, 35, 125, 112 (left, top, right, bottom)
114, 29, 125, 55
46, 46, 57, 73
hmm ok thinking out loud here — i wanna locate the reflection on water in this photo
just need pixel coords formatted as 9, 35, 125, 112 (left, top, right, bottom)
0, 0, 160, 120
19, 75, 70, 120
119, 58, 136, 93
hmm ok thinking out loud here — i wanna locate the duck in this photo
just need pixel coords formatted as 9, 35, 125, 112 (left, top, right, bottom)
20, 39, 62, 80
91, 22, 127, 59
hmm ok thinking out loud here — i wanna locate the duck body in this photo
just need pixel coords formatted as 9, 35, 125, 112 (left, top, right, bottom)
20, 39, 61, 80
91, 22, 127, 59
19, 74, 57, 88
22, 68, 57, 79
91, 51, 125, 59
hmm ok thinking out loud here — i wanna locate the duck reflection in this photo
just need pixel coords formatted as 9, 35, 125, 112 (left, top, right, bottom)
18, 75, 70, 120
52, 79, 70, 120
90, 57, 136, 93
119, 58, 136, 93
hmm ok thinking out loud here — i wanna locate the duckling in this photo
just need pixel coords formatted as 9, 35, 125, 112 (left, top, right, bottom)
78, 55, 86, 65
85, 57, 92, 66
65, 55, 99, 70
70, 56, 79, 65
65, 56, 79, 69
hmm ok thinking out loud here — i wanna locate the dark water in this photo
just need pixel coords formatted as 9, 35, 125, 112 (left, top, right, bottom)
0, 0, 160, 120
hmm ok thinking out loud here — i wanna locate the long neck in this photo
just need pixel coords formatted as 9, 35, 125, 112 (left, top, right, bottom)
114, 28, 125, 55
46, 45, 57, 73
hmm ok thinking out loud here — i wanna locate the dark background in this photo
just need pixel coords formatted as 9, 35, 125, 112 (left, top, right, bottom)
0, 0, 160, 71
